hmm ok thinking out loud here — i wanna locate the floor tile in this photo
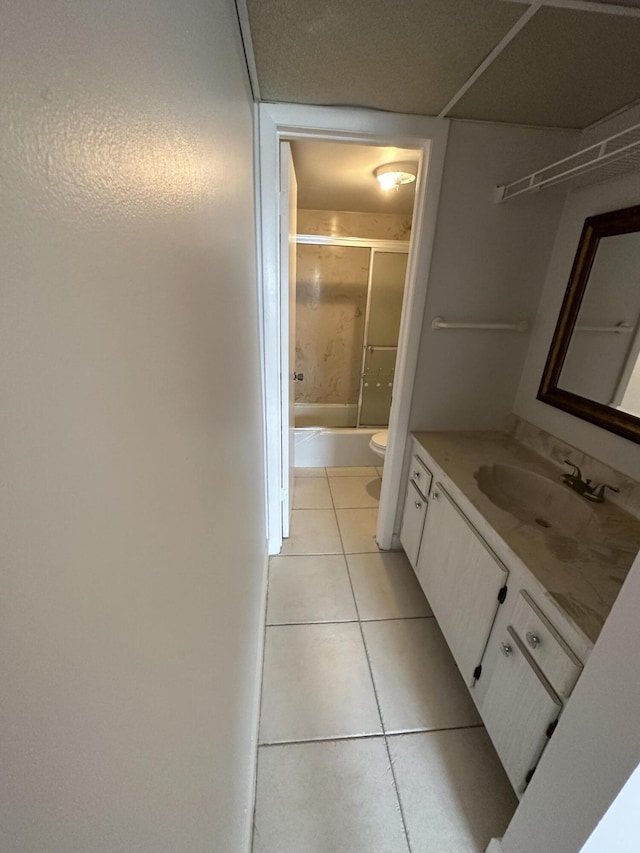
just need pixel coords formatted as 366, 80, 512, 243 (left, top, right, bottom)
293, 476, 333, 509
280, 510, 342, 556
362, 619, 481, 734
259, 623, 382, 744
336, 508, 380, 553
389, 729, 517, 852
253, 738, 409, 853
295, 466, 327, 478
267, 555, 357, 625
329, 475, 381, 508
347, 552, 433, 620
326, 466, 378, 477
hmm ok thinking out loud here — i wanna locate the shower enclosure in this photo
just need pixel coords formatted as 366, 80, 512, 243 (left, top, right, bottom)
294, 235, 408, 428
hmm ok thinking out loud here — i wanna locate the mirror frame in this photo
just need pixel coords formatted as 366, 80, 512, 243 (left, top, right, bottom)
538, 203, 640, 444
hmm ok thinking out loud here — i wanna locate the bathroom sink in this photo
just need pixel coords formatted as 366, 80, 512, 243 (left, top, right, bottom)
474, 463, 601, 541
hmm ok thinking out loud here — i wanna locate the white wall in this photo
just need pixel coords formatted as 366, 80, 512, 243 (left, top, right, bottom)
498, 548, 640, 853
409, 120, 577, 431
1, 2, 265, 851
514, 113, 640, 480
580, 762, 640, 853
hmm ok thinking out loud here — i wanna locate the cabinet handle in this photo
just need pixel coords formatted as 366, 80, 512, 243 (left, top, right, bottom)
432, 490, 439, 499
414, 501, 422, 510
500, 642, 512, 657
526, 631, 541, 649
413, 470, 421, 478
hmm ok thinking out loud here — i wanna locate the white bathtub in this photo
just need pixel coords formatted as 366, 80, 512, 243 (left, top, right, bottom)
294, 403, 357, 428
294, 426, 382, 468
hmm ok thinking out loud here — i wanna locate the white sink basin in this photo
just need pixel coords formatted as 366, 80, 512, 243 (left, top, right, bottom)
475, 463, 600, 541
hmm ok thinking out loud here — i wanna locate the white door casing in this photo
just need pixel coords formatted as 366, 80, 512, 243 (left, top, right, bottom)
257, 104, 449, 554
279, 142, 297, 537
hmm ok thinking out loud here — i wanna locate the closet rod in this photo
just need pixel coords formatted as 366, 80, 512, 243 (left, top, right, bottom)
431, 316, 529, 332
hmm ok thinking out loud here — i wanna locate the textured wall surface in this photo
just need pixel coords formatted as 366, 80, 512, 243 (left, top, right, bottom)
0, 2, 265, 851
295, 209, 409, 405
409, 120, 577, 432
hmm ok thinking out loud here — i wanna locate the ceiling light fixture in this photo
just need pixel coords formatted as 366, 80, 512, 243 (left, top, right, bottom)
374, 162, 417, 192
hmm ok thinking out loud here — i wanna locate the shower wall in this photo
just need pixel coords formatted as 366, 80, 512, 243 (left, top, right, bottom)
297, 209, 412, 241
295, 209, 410, 413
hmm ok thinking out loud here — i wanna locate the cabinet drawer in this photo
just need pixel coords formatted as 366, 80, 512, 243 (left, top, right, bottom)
409, 454, 432, 499
482, 625, 562, 795
400, 480, 428, 568
511, 592, 582, 701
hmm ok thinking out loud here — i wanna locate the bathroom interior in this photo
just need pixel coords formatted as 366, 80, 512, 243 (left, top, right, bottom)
291, 140, 419, 468
257, 102, 640, 852
6, 2, 640, 853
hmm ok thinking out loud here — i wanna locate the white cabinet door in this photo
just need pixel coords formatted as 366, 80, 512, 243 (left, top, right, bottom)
415, 484, 508, 685
481, 626, 562, 794
400, 481, 428, 568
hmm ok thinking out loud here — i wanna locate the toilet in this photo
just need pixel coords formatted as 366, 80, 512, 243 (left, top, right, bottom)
369, 430, 388, 460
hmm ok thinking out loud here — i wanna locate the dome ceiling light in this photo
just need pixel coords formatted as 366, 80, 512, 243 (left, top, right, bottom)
374, 161, 417, 192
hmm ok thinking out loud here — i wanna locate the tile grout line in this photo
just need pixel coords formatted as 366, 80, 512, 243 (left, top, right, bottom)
266, 615, 436, 628
258, 721, 487, 749
342, 547, 413, 853
250, 555, 273, 850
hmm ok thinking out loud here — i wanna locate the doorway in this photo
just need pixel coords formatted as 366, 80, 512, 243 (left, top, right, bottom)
257, 104, 450, 555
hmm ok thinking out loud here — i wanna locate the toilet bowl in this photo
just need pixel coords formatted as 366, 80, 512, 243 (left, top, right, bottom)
369, 430, 388, 460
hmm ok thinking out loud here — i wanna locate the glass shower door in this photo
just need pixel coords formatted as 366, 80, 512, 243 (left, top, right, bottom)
357, 251, 408, 427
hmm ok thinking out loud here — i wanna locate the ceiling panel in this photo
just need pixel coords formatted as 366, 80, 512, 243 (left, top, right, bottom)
291, 141, 420, 214
448, 6, 640, 128
246, 0, 523, 115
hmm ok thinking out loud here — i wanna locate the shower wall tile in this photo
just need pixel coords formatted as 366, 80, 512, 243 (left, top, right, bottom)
295, 210, 410, 407
297, 209, 412, 241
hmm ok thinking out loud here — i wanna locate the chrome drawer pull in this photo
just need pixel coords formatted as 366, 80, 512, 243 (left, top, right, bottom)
413, 470, 421, 478
415, 501, 422, 510
500, 642, 512, 657
526, 631, 541, 649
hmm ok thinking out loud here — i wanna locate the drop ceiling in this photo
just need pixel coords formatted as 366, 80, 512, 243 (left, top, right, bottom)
242, 0, 640, 130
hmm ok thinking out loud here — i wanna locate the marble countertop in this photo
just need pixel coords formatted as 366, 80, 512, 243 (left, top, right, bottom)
412, 430, 640, 646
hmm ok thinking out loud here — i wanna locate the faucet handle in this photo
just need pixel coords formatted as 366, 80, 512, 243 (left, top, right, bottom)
563, 459, 583, 481
590, 482, 620, 500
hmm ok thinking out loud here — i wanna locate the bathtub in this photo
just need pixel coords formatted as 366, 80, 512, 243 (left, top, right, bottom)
294, 426, 383, 468
294, 403, 358, 428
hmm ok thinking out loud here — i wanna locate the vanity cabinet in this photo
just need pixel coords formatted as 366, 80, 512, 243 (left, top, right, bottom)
399, 435, 589, 797
415, 483, 508, 686
481, 626, 562, 793
399, 481, 428, 566
399, 452, 433, 568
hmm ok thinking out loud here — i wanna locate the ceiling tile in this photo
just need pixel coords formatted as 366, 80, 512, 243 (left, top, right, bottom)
448, 6, 640, 128
246, 0, 524, 115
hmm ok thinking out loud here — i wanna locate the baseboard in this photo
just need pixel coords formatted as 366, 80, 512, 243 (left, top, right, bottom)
242, 546, 269, 853
486, 838, 505, 853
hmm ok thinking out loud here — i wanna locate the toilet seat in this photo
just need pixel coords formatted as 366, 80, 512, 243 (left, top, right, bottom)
369, 430, 388, 459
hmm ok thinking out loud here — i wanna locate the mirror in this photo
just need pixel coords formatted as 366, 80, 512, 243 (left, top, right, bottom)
538, 204, 640, 443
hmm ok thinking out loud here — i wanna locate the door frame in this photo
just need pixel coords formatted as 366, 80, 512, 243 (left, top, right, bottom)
257, 103, 449, 554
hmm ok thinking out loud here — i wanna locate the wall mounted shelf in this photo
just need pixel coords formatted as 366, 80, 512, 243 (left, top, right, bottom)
495, 123, 640, 203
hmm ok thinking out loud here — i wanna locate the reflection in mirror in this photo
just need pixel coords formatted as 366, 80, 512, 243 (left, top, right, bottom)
538, 204, 640, 443
557, 231, 640, 415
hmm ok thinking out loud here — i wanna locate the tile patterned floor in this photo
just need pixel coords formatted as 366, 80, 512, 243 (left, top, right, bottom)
253, 466, 517, 853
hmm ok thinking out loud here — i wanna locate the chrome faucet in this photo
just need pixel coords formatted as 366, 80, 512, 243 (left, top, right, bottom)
561, 460, 620, 503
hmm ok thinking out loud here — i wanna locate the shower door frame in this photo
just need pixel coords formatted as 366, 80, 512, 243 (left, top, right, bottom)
356, 247, 410, 428
294, 235, 410, 429
257, 103, 450, 555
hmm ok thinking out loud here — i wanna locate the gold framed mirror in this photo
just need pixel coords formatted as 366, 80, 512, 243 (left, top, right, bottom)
538, 203, 640, 443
